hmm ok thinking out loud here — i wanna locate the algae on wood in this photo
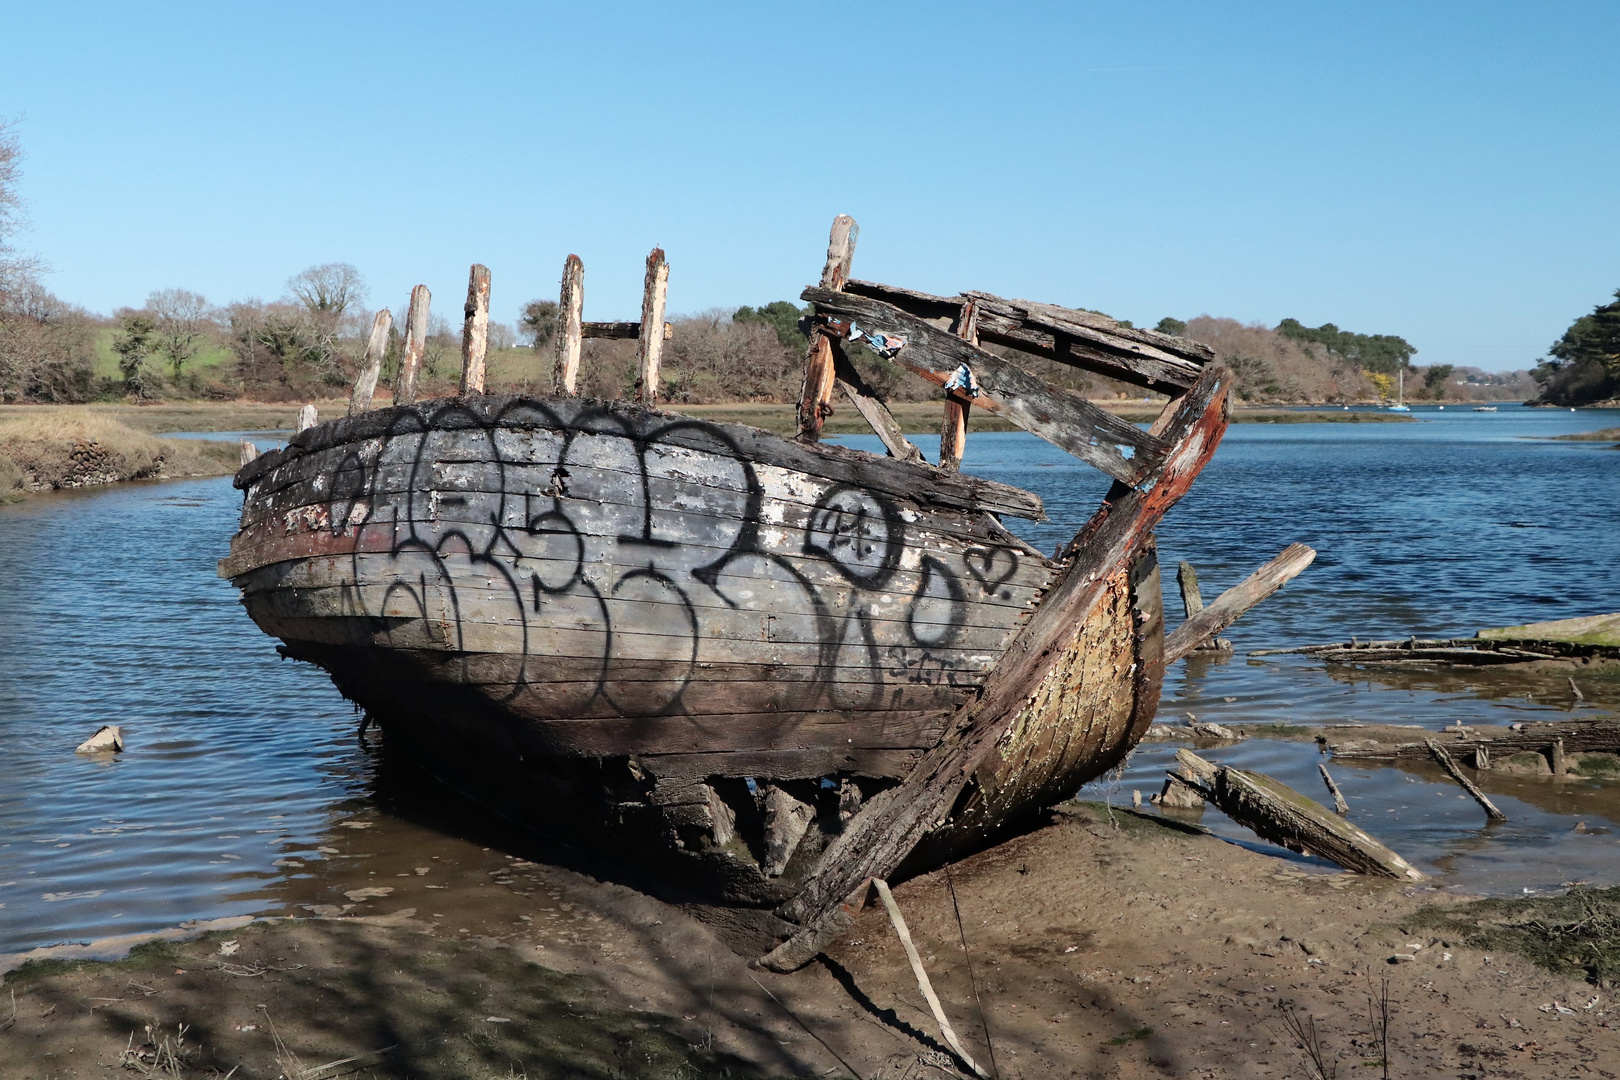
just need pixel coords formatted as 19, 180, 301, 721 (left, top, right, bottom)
1478, 612, 1620, 647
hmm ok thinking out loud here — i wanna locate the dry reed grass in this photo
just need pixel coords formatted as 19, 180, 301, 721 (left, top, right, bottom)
0, 408, 239, 500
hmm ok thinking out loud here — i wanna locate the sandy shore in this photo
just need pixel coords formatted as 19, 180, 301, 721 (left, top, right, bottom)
5, 800, 1614, 1079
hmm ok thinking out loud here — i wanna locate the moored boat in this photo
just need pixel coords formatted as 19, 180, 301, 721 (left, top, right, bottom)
221, 218, 1238, 962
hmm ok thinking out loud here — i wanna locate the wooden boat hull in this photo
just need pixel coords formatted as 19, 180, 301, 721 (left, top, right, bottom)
222, 395, 1168, 904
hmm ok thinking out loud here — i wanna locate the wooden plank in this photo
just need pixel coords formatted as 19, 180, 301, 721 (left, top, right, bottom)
348, 309, 394, 416
234, 396, 1046, 521
1176, 560, 1204, 619
1329, 719, 1620, 761
1164, 544, 1316, 663
636, 248, 669, 406
582, 321, 639, 339
1477, 612, 1620, 647
394, 285, 431, 406
1425, 739, 1508, 821
552, 255, 584, 394
804, 287, 1167, 486
795, 215, 858, 442
768, 365, 1230, 953
1175, 749, 1425, 879
842, 279, 1210, 391
831, 342, 923, 464
939, 300, 978, 472
459, 264, 492, 395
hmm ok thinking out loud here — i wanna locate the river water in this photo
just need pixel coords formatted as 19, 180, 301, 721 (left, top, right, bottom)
1, 406, 1617, 957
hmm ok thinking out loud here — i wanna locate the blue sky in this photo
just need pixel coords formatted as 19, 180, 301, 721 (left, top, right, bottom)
2, 2, 1616, 371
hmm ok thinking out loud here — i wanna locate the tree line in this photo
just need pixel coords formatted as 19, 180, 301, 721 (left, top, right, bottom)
1531, 289, 1620, 406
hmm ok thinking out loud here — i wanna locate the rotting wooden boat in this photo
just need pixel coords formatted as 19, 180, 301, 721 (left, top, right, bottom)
221, 217, 1235, 965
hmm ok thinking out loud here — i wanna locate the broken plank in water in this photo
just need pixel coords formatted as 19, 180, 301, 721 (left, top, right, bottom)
1477, 612, 1620, 648
1329, 718, 1620, 761
1426, 739, 1508, 822
1250, 638, 1568, 664
1174, 749, 1424, 880
1164, 544, 1316, 663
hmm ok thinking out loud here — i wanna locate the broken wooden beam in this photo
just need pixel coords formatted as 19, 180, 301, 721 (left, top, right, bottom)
796, 215, 858, 442
552, 255, 584, 394
582, 320, 672, 341
841, 279, 1212, 391
1175, 749, 1424, 879
1328, 718, 1620, 761
939, 301, 978, 472
238, 439, 258, 466
1176, 560, 1231, 653
394, 284, 430, 406
1164, 544, 1317, 663
635, 248, 669, 406
347, 309, 394, 416
831, 342, 923, 464
1425, 739, 1508, 821
459, 263, 491, 395
763, 785, 816, 877
1318, 763, 1349, 815
805, 286, 1170, 486
295, 404, 317, 433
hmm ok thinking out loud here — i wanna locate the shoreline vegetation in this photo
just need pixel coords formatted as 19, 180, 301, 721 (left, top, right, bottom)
0, 398, 1425, 504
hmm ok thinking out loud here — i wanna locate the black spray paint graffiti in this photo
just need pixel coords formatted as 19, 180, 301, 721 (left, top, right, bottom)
314, 399, 1023, 718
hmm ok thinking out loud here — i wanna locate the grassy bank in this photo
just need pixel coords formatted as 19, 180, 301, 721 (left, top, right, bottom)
0, 409, 242, 502
1555, 426, 1620, 442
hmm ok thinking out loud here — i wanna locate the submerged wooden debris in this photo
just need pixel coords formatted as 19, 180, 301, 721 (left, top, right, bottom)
1164, 544, 1316, 662
1328, 718, 1620, 765
1425, 738, 1508, 822
1172, 749, 1424, 880
1253, 611, 1620, 666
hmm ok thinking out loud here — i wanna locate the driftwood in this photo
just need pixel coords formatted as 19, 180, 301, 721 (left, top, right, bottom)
1317, 763, 1349, 815
795, 216, 857, 441
806, 286, 1169, 487
1164, 544, 1316, 663
1173, 750, 1424, 880
1328, 718, 1620, 761
1252, 636, 1619, 664
459, 264, 491, 395
759, 365, 1231, 970
874, 879, 991, 1079
1425, 739, 1508, 821
552, 255, 584, 394
636, 248, 669, 405
75, 725, 124, 754
394, 285, 430, 406
347, 309, 394, 416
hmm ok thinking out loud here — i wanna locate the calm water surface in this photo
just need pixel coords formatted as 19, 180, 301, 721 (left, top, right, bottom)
2, 406, 1617, 954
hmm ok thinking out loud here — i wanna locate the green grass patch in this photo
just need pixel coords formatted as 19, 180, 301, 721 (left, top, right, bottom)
1104, 1026, 1155, 1046
1408, 885, 1620, 986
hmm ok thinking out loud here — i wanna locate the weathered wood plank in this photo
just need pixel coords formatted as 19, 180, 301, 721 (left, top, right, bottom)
796, 215, 857, 442
841, 279, 1210, 391
1329, 718, 1620, 761
939, 301, 978, 473
233, 396, 1045, 521
832, 343, 923, 464
394, 285, 431, 406
1425, 739, 1507, 822
348, 309, 394, 416
552, 255, 584, 394
1163, 544, 1316, 663
636, 248, 669, 406
804, 287, 1168, 486
768, 366, 1230, 954
460, 264, 492, 395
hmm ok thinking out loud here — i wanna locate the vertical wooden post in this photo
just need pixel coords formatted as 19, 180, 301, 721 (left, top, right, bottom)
348, 309, 395, 416
459, 264, 491, 396
939, 300, 978, 472
295, 404, 317, 433
635, 247, 669, 406
795, 215, 858, 441
552, 255, 584, 395
1177, 561, 1205, 620
394, 285, 430, 406
238, 440, 258, 466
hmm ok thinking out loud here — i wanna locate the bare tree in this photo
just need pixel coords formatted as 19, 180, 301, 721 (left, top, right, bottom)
147, 288, 213, 378
286, 263, 366, 318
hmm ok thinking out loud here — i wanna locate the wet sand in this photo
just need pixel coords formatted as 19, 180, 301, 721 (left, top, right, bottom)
6, 802, 1615, 1079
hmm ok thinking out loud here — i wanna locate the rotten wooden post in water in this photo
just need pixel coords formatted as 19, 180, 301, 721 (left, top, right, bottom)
459, 264, 492, 395
394, 285, 430, 407
796, 215, 857, 442
1164, 544, 1317, 663
1318, 762, 1350, 815
1175, 561, 1229, 652
348, 309, 394, 416
635, 248, 668, 406
552, 255, 584, 394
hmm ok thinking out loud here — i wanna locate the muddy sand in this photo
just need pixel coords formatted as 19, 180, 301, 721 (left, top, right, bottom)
5, 801, 1616, 1079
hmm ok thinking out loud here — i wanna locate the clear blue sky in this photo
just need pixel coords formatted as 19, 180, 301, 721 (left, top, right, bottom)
3, 2, 1616, 371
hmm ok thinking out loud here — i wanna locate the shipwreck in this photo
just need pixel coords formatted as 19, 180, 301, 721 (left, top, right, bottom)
221, 217, 1245, 965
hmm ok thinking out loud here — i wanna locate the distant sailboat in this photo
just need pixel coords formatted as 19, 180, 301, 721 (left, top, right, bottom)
1387, 368, 1411, 412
